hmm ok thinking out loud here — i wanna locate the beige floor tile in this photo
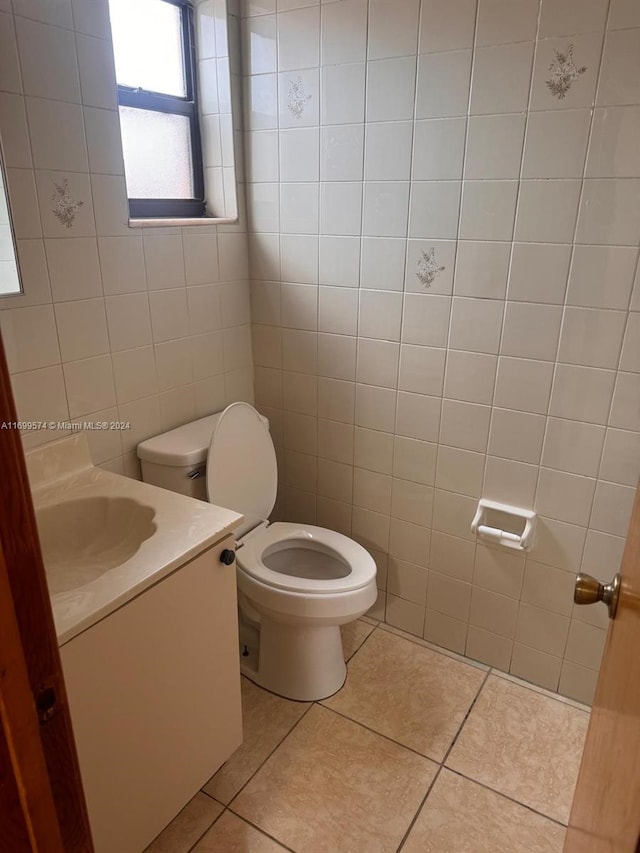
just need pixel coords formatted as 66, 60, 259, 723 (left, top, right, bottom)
402, 769, 566, 853
446, 674, 589, 824
341, 619, 375, 661
323, 629, 486, 760
232, 704, 437, 853
202, 677, 310, 804
145, 793, 223, 852
193, 811, 288, 852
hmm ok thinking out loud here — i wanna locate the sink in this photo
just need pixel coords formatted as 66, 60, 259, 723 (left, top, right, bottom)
36, 496, 157, 594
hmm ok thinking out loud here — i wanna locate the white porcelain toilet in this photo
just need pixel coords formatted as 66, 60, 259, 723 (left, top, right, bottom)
137, 402, 377, 701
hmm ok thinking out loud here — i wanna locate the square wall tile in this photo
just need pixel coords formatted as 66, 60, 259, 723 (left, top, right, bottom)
488, 408, 545, 465
470, 42, 534, 115
16, 17, 80, 102
494, 356, 554, 414
576, 179, 640, 246
449, 297, 503, 355
465, 114, 526, 180
435, 445, 485, 497
522, 558, 577, 616
367, 0, 419, 60
55, 299, 109, 362
1, 305, 59, 373
460, 181, 518, 241
515, 180, 581, 244
539, 0, 608, 36
63, 354, 116, 417
366, 56, 417, 121
508, 243, 571, 305
402, 294, 452, 347
396, 391, 441, 442
320, 124, 364, 181
405, 240, 456, 295
523, 109, 591, 179
277, 6, 319, 71
550, 364, 615, 424
412, 118, 466, 181
358, 289, 403, 341
321, 0, 367, 65
558, 307, 627, 369
363, 182, 410, 237
566, 245, 637, 310
361, 237, 406, 291
597, 28, 640, 107
542, 417, 605, 477
530, 33, 601, 112
501, 302, 562, 362
321, 62, 365, 126
476, 0, 539, 46
418, 0, 477, 54
444, 350, 497, 405
416, 50, 472, 119
365, 121, 413, 181
409, 182, 461, 239
439, 399, 491, 453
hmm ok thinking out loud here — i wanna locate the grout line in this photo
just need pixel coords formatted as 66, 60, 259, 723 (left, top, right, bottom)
377, 620, 489, 672
226, 806, 299, 852
395, 765, 444, 852
440, 667, 491, 766
443, 766, 571, 828
318, 701, 443, 764
225, 698, 315, 807
491, 666, 590, 713
181, 799, 226, 853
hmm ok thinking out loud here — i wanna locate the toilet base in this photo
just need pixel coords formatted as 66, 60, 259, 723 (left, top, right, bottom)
240, 618, 347, 702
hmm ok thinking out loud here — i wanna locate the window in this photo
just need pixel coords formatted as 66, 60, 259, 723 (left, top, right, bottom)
108, 0, 205, 219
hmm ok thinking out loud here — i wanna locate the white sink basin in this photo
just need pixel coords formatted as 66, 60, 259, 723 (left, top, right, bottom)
36, 496, 157, 594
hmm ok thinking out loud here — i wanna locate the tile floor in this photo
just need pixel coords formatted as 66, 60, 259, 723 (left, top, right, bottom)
146, 620, 589, 853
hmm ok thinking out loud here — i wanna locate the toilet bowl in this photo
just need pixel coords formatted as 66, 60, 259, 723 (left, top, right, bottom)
137, 402, 377, 701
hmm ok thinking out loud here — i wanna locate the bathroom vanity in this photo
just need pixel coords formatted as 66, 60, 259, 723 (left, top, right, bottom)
27, 435, 243, 853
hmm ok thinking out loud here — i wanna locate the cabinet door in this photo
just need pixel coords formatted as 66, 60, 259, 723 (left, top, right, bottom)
61, 539, 242, 853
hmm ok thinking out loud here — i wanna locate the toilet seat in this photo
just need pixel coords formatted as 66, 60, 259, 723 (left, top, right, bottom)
237, 522, 376, 595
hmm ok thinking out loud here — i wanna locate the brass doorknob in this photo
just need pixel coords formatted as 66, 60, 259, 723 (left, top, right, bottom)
574, 573, 621, 620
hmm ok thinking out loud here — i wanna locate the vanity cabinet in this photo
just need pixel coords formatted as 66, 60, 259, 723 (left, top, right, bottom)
60, 537, 241, 853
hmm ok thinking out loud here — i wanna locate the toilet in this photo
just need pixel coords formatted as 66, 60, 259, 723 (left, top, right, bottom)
137, 402, 377, 701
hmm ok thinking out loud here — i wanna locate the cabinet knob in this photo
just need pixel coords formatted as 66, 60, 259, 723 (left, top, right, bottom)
220, 548, 235, 565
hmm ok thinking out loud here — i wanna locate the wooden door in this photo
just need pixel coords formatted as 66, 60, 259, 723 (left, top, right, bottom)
0, 333, 93, 851
565, 483, 640, 852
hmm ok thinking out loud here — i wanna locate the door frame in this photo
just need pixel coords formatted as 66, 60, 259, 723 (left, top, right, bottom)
0, 332, 93, 851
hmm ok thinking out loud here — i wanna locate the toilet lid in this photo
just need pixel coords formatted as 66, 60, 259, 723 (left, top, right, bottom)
206, 402, 277, 537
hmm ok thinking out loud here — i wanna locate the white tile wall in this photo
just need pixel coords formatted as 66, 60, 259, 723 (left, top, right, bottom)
245, 0, 640, 706
0, 0, 253, 478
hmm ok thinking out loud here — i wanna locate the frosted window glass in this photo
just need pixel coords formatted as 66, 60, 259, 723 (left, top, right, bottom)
109, 0, 186, 97
119, 107, 194, 199
0, 164, 21, 295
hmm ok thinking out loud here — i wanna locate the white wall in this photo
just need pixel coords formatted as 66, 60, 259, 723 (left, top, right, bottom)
0, 0, 253, 477
244, 0, 640, 703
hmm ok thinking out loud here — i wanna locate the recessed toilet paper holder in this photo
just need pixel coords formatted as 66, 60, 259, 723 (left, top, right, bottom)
471, 499, 537, 552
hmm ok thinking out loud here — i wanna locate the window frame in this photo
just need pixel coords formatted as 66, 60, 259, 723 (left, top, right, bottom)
116, 0, 206, 219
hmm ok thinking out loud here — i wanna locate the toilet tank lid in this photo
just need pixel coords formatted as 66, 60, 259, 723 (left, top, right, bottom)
137, 411, 269, 468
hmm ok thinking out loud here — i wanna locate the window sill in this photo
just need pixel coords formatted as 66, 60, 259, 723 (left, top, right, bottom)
129, 215, 239, 228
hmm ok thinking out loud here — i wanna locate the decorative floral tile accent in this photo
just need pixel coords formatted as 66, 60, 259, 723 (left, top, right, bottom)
546, 44, 587, 100
416, 248, 445, 288
51, 179, 84, 229
287, 75, 312, 120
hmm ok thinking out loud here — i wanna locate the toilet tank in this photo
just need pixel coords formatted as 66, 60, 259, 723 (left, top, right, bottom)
137, 410, 270, 502
137, 413, 224, 502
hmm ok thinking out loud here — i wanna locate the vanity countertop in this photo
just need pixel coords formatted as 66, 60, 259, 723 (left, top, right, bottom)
26, 433, 243, 646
